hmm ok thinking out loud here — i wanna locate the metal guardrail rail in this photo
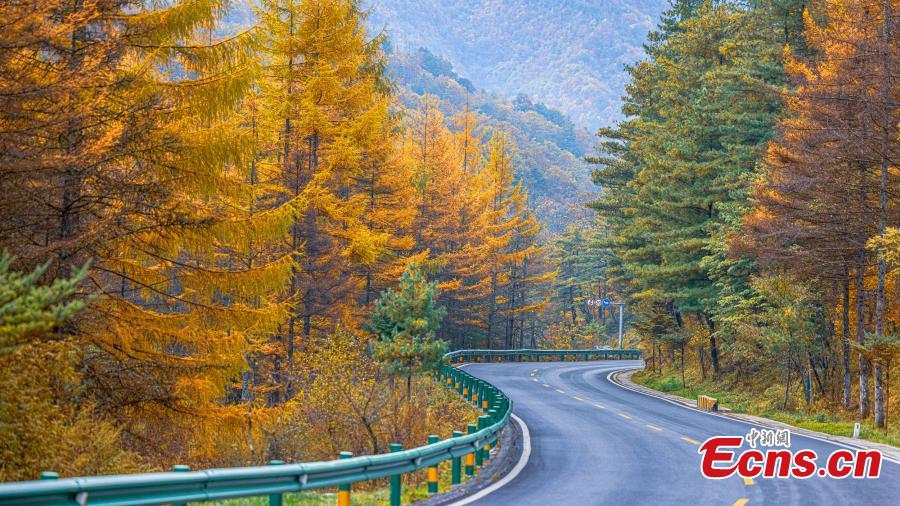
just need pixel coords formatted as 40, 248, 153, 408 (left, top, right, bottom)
445, 348, 642, 362
0, 348, 640, 506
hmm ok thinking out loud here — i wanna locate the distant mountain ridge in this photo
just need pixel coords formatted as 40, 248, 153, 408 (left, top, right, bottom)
391, 48, 596, 231
365, 0, 667, 129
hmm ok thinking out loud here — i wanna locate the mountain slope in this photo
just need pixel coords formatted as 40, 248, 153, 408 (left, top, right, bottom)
366, 0, 667, 129
391, 49, 596, 231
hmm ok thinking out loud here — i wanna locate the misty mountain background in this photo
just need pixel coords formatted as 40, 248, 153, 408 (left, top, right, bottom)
366, 0, 667, 130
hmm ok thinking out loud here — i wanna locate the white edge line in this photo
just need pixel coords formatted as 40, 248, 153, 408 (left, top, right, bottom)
605, 368, 900, 466
447, 413, 531, 506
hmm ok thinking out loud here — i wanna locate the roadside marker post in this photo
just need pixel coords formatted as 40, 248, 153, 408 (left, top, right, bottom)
390, 443, 403, 506
427, 435, 440, 494
476, 416, 490, 466
337, 452, 352, 506
466, 423, 477, 476
451, 431, 463, 484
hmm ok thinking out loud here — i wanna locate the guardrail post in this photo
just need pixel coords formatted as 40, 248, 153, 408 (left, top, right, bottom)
486, 409, 498, 456
451, 431, 463, 485
465, 423, 476, 476
172, 465, 189, 506
476, 415, 489, 467
338, 452, 352, 506
267, 460, 285, 506
390, 443, 403, 506
427, 435, 440, 494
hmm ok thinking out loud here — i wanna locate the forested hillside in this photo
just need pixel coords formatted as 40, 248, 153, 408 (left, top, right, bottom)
577, 0, 900, 444
367, 0, 668, 129
389, 48, 596, 230
0, 0, 554, 479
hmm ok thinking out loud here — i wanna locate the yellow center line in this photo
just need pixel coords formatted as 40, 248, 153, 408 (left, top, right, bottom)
681, 436, 700, 445
733, 499, 749, 506
573, 396, 584, 401
542, 383, 550, 388
617, 413, 632, 420
555, 389, 566, 394
645, 424, 662, 432
743, 477, 754, 486
594, 403, 606, 409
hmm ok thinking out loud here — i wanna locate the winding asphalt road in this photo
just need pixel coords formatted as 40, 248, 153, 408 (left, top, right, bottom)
462, 360, 900, 506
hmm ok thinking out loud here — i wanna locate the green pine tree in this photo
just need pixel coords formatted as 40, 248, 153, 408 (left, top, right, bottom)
0, 252, 88, 353
365, 264, 448, 393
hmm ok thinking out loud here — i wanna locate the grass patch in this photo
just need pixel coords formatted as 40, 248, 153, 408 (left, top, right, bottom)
633, 369, 900, 448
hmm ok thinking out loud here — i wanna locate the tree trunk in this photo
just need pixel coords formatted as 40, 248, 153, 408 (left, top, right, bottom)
841, 271, 852, 409
783, 352, 792, 410
874, 362, 885, 427
705, 314, 720, 376
872, 0, 890, 429
856, 251, 870, 418
569, 286, 577, 326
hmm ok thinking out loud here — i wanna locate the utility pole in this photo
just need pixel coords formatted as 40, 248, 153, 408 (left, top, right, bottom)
613, 302, 626, 349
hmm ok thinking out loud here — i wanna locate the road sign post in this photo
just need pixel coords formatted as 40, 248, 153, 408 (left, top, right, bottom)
612, 302, 625, 350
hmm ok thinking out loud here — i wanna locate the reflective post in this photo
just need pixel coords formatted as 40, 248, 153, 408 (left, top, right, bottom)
427, 435, 440, 494
451, 431, 463, 484
337, 452, 352, 506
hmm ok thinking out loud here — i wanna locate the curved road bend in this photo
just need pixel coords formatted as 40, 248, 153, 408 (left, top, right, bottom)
463, 361, 900, 506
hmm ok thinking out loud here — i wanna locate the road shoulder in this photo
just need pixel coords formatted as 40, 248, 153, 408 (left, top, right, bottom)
610, 367, 900, 463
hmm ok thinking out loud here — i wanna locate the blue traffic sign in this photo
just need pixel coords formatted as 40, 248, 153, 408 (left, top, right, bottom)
602, 298, 611, 307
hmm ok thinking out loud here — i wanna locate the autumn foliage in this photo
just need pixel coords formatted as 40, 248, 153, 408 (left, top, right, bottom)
0, 0, 550, 479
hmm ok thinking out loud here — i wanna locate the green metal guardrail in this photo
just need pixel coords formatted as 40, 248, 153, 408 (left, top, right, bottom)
445, 348, 642, 362
0, 348, 640, 506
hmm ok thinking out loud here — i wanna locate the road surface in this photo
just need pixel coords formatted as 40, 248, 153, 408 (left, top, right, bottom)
462, 360, 900, 505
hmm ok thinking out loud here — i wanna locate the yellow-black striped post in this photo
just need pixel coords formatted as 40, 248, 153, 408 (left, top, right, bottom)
475, 416, 489, 467
465, 423, 476, 476
337, 452, 352, 506
451, 431, 463, 484
488, 408, 499, 451
427, 435, 439, 494
483, 413, 495, 462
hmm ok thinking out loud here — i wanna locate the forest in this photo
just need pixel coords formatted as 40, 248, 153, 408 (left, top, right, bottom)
0, 0, 897, 486
581, 0, 900, 446
0, 0, 554, 480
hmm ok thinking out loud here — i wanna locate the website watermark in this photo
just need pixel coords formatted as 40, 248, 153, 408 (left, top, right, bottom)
699, 429, 883, 479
